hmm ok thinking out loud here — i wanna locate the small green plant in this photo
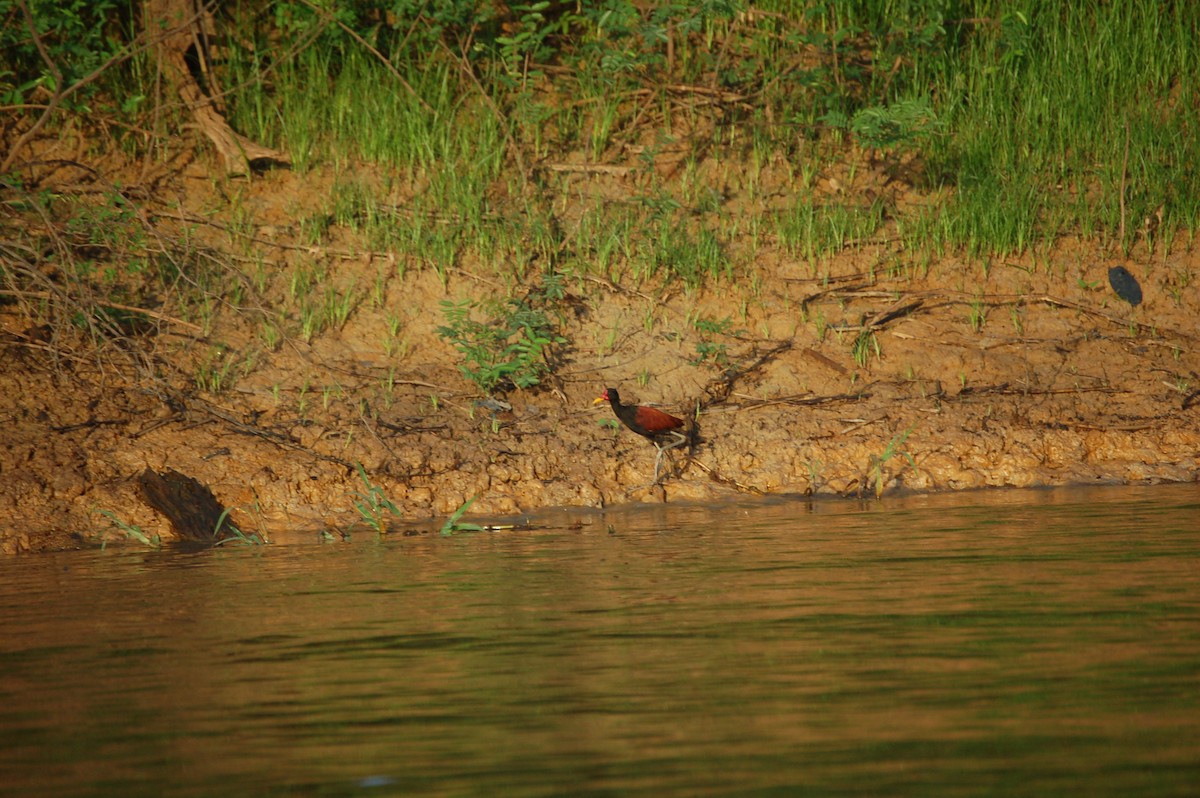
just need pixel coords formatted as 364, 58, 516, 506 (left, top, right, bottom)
1010, 305, 1025, 335
828, 98, 942, 156
322, 384, 334, 411
298, 380, 311, 418
352, 463, 402, 535
634, 213, 728, 288
98, 509, 160, 549
867, 429, 917, 498
440, 495, 484, 536
299, 300, 321, 342
436, 279, 566, 395
64, 192, 146, 252
852, 328, 880, 367
323, 282, 359, 331
379, 368, 398, 408
812, 309, 828, 341
690, 315, 736, 367
968, 296, 987, 333
692, 339, 729, 367
805, 457, 823, 491
195, 345, 243, 393
260, 320, 282, 351
384, 312, 403, 355
212, 507, 265, 546
642, 304, 656, 334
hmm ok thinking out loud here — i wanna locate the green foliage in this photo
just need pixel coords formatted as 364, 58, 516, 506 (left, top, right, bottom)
352, 462, 401, 535
209, 0, 1200, 267
439, 495, 484, 536
0, 0, 128, 106
868, 429, 917, 498
495, 2, 563, 83
825, 98, 943, 153
212, 507, 265, 546
691, 315, 738, 368
692, 339, 727, 367
98, 509, 159, 549
9, 0, 1200, 297
436, 277, 566, 396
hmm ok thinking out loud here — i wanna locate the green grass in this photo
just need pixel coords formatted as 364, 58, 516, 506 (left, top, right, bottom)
920, 2, 1200, 256
5, 1, 1196, 271
209, 1, 1200, 280
776, 199, 887, 263
3, 1, 1198, 389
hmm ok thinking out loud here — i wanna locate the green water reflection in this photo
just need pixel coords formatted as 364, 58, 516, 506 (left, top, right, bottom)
1, 485, 1197, 796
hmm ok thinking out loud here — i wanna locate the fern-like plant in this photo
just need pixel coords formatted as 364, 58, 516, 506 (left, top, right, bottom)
436, 279, 566, 396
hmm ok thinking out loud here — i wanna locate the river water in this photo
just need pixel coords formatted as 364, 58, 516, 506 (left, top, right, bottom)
1, 484, 1197, 796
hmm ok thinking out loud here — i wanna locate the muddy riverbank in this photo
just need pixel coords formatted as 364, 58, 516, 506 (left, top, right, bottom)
3, 159, 1197, 553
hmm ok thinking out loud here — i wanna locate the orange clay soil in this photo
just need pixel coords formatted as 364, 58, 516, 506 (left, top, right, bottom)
2, 150, 1198, 554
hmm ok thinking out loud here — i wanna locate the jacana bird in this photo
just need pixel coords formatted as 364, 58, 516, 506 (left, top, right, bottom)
595, 387, 688, 484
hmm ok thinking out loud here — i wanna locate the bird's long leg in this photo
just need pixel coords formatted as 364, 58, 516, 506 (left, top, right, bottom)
652, 431, 689, 484
662, 430, 688, 452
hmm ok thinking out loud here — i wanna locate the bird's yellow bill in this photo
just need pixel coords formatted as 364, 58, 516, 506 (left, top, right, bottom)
592, 397, 606, 405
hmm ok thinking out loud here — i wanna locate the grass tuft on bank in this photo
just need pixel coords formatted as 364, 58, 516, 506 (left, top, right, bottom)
207, 0, 1200, 274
